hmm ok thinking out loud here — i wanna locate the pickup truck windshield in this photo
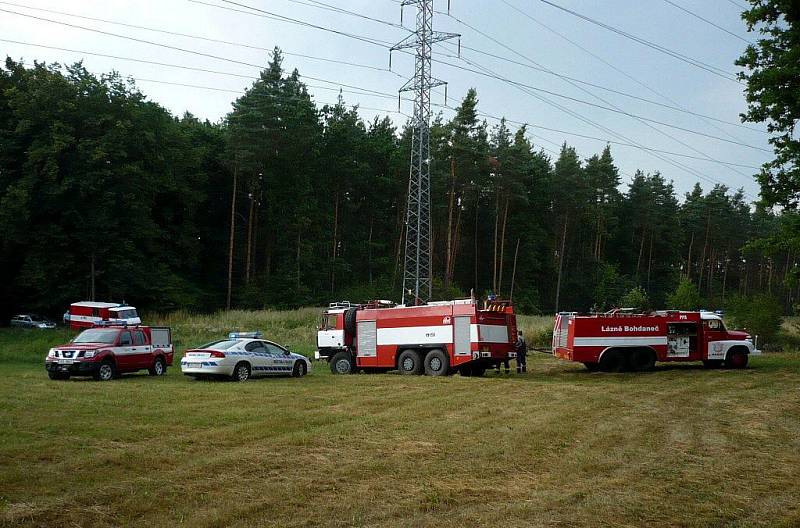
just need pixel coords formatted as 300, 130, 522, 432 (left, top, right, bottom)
72, 329, 119, 344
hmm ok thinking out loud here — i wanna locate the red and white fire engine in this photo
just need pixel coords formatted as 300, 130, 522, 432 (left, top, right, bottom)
316, 299, 517, 376
552, 309, 760, 372
67, 301, 141, 329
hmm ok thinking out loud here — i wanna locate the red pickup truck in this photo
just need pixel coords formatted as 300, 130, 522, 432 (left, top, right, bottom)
45, 325, 174, 381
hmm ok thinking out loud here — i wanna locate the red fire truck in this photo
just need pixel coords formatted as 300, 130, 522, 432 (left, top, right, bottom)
316, 299, 518, 376
67, 301, 141, 329
552, 309, 760, 372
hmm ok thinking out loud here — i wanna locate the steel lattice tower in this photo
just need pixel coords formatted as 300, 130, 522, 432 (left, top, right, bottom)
392, 0, 458, 305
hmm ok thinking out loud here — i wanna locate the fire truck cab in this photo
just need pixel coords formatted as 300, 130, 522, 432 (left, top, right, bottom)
316, 299, 518, 376
552, 310, 760, 372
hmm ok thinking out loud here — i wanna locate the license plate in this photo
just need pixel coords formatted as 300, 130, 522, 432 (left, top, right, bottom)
187, 363, 202, 368
57, 359, 74, 365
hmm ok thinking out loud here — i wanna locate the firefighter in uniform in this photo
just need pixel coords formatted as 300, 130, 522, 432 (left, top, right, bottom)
515, 330, 528, 373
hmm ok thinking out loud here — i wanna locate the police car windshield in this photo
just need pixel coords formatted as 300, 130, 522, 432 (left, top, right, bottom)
199, 339, 240, 350
72, 329, 119, 344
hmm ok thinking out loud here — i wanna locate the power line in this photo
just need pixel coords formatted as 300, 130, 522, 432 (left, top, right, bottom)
662, 0, 753, 44
432, 57, 768, 153
434, 43, 764, 133
0, 1, 396, 74
496, 0, 762, 149
535, 0, 741, 83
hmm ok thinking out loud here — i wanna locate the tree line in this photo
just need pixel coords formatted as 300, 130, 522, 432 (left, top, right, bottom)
0, 51, 796, 319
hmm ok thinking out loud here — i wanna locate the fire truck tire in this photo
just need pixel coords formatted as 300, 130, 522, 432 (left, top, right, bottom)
48, 371, 69, 380
629, 348, 656, 372
459, 364, 486, 377
149, 356, 166, 376
231, 362, 251, 382
94, 360, 116, 381
423, 349, 450, 376
330, 351, 354, 374
397, 349, 423, 375
702, 360, 723, 369
725, 349, 749, 369
583, 362, 600, 372
344, 308, 358, 335
599, 350, 626, 372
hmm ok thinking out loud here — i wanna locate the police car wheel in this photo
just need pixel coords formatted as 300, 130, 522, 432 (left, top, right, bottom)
330, 351, 354, 375
149, 357, 166, 376
292, 361, 307, 378
424, 349, 449, 376
397, 350, 423, 375
94, 361, 115, 381
231, 362, 251, 382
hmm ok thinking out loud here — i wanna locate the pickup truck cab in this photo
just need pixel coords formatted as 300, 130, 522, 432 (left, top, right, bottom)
45, 325, 174, 381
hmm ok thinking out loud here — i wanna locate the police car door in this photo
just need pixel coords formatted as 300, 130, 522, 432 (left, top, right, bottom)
265, 343, 293, 375
243, 340, 269, 376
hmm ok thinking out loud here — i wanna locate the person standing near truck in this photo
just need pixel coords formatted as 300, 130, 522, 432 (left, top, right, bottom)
515, 330, 528, 373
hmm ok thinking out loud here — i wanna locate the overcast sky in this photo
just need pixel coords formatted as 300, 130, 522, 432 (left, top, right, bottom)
0, 0, 771, 199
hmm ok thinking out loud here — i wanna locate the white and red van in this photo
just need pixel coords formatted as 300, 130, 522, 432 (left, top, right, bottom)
67, 302, 141, 329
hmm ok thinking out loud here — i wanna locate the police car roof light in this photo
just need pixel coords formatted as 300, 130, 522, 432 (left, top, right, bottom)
229, 331, 262, 339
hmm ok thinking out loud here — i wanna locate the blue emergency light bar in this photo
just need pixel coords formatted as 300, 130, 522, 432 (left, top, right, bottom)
228, 331, 262, 339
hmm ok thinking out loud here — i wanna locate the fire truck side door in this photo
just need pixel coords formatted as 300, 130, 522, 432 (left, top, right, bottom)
453, 316, 471, 357
356, 321, 377, 358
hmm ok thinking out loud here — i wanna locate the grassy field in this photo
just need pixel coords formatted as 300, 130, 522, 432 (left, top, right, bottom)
1, 310, 799, 527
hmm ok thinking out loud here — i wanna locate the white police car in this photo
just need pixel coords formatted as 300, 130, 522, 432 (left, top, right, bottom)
181, 332, 311, 381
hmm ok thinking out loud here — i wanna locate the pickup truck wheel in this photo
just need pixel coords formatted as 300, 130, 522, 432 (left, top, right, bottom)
292, 361, 307, 378
330, 351, 354, 374
725, 350, 748, 369
48, 371, 69, 380
149, 357, 166, 376
424, 349, 450, 376
397, 349, 423, 375
599, 350, 626, 373
94, 360, 115, 381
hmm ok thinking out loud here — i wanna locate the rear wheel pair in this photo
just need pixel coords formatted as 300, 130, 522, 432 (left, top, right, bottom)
398, 349, 449, 376
596, 349, 655, 372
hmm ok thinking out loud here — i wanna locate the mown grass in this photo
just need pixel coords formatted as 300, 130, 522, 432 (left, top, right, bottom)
1, 310, 799, 527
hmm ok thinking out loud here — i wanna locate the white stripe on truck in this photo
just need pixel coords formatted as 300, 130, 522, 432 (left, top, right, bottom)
374, 324, 510, 345
573, 336, 667, 347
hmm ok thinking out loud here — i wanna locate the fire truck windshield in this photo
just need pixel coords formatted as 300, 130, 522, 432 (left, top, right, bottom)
72, 329, 120, 344
321, 314, 338, 330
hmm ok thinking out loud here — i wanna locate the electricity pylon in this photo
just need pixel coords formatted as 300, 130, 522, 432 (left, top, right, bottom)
391, 0, 459, 305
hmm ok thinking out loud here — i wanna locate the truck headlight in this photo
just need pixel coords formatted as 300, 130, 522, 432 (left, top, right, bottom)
84, 351, 96, 358
47, 348, 55, 357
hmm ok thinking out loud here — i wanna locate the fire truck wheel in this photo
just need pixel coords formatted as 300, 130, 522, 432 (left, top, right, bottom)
599, 350, 626, 373
149, 357, 166, 376
292, 361, 307, 377
424, 349, 450, 376
629, 349, 656, 372
725, 349, 749, 369
330, 351, 354, 375
583, 362, 600, 372
94, 360, 116, 381
397, 349, 423, 375
231, 362, 251, 382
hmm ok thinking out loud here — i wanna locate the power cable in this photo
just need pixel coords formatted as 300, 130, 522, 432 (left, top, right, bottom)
661, 0, 753, 44
536, 0, 740, 83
